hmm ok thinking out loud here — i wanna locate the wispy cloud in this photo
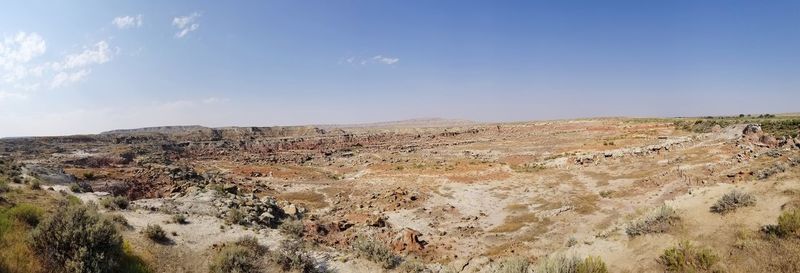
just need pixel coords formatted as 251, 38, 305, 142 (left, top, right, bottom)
112, 15, 143, 29
0, 31, 116, 99
341, 54, 400, 66
172, 12, 201, 38
50, 70, 89, 89
372, 55, 399, 65
51, 41, 113, 71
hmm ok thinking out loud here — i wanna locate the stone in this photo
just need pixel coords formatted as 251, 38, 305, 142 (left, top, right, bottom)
392, 227, 426, 253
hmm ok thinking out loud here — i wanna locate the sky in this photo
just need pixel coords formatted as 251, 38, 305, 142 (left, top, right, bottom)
1, 1, 799, 137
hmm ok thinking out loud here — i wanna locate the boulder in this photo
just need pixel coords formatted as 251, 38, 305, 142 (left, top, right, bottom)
743, 124, 763, 136
392, 228, 426, 253
223, 184, 238, 194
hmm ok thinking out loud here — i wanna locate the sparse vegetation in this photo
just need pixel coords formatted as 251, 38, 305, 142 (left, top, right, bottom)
143, 224, 168, 242
172, 214, 188, 224
353, 236, 399, 269
269, 239, 327, 273
30, 204, 124, 273
711, 190, 756, 214
100, 195, 130, 210
496, 256, 531, 273
6, 203, 43, 227
535, 255, 608, 273
227, 208, 247, 225
28, 180, 40, 190
70, 183, 83, 193
279, 219, 305, 239
768, 208, 800, 238
658, 241, 722, 273
626, 205, 680, 236
209, 236, 267, 273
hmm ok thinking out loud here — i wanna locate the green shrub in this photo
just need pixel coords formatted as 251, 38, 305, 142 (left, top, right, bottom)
535, 255, 609, 273
226, 208, 246, 225
658, 241, 721, 273
7, 203, 44, 227
28, 180, 41, 190
626, 205, 680, 236
107, 214, 130, 227
711, 190, 756, 214
353, 237, 398, 269
100, 196, 130, 210
70, 183, 83, 193
172, 214, 188, 224
777, 208, 800, 237
0, 181, 10, 193
269, 239, 327, 273
399, 258, 428, 273
576, 256, 608, 273
30, 204, 123, 273
209, 238, 267, 273
65, 194, 83, 206
496, 256, 531, 273
536, 255, 580, 273
143, 224, 167, 242
279, 220, 305, 239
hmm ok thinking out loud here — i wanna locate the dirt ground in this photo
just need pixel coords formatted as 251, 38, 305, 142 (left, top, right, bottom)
3, 118, 800, 272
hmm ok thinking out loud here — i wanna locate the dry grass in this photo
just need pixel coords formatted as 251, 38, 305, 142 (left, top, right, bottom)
626, 205, 680, 237
711, 190, 756, 214
658, 241, 722, 273
276, 191, 328, 209
491, 212, 541, 233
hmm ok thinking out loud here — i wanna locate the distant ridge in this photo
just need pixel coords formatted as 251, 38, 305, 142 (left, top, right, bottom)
101, 125, 208, 135
316, 118, 477, 129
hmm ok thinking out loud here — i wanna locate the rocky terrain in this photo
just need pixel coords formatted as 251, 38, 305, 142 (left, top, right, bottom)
2, 116, 800, 273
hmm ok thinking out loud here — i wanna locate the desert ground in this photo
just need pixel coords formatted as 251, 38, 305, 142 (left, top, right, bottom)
2, 116, 800, 273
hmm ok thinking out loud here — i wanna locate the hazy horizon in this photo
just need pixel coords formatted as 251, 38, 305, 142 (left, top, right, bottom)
2, 1, 799, 137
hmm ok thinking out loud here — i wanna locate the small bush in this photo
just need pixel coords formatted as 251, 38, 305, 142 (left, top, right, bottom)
279, 220, 305, 239
7, 203, 44, 227
270, 239, 327, 273
227, 208, 246, 225
143, 224, 167, 242
576, 256, 608, 273
83, 172, 96, 180
0, 182, 10, 193
496, 256, 531, 273
658, 241, 721, 273
70, 183, 83, 193
172, 214, 188, 224
107, 214, 129, 227
28, 180, 41, 190
777, 208, 800, 237
626, 205, 680, 236
353, 237, 399, 269
535, 255, 608, 273
399, 259, 428, 273
209, 238, 267, 273
711, 190, 756, 214
101, 196, 130, 210
30, 204, 123, 273
536, 255, 580, 273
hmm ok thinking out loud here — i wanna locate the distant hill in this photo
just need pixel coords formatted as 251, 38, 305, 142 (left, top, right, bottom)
101, 125, 209, 135
317, 118, 477, 129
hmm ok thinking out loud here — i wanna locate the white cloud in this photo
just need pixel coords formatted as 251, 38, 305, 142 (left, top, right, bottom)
202, 97, 228, 104
0, 32, 46, 72
52, 41, 112, 70
372, 55, 399, 65
50, 70, 89, 89
0, 31, 115, 99
112, 15, 143, 29
172, 13, 201, 38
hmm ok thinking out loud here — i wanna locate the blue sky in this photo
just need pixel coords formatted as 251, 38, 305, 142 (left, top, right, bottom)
1, 1, 799, 136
